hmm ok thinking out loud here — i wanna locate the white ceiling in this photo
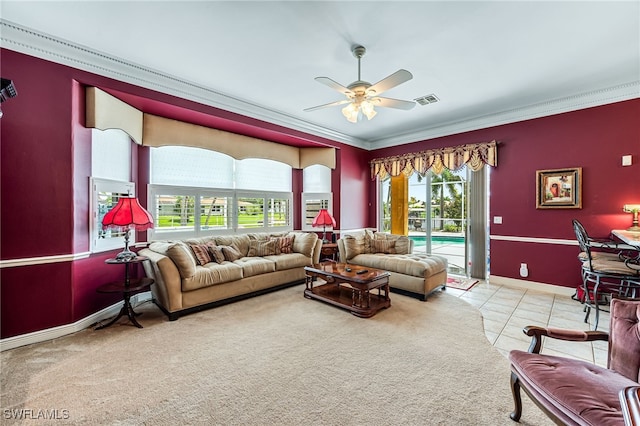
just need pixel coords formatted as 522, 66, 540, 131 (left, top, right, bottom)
1, 1, 639, 150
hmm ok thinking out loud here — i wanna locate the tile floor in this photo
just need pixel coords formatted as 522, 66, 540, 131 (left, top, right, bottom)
447, 279, 609, 367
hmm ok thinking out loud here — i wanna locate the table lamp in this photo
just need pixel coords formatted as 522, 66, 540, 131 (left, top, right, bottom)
102, 196, 154, 261
623, 204, 640, 232
312, 209, 336, 243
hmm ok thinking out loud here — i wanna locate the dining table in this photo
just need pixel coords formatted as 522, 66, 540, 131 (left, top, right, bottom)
612, 229, 640, 249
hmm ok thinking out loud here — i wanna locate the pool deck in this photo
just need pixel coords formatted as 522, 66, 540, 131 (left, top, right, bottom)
409, 231, 466, 274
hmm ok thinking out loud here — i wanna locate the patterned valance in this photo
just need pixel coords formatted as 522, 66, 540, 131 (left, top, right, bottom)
370, 140, 498, 180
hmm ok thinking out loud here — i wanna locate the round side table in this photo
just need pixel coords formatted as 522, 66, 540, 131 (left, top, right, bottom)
96, 256, 153, 330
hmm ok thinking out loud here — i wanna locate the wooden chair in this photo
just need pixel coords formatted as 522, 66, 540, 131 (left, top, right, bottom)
620, 386, 640, 426
509, 297, 640, 425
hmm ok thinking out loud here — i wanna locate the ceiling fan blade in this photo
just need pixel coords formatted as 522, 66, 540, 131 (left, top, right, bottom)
314, 77, 353, 95
304, 99, 351, 112
373, 97, 416, 110
368, 69, 413, 96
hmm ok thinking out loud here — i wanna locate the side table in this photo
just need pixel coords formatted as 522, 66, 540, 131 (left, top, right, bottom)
96, 256, 154, 330
320, 242, 339, 262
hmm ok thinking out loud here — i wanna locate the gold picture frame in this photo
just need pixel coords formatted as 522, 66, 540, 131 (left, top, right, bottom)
536, 167, 582, 209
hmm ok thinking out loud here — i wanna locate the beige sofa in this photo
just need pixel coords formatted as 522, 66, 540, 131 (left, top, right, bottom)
139, 232, 321, 320
337, 230, 448, 301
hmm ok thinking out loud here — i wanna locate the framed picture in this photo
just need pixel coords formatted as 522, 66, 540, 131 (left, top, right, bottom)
536, 167, 582, 209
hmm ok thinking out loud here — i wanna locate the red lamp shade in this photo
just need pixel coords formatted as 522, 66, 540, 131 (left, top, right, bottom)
102, 197, 154, 231
312, 209, 336, 228
312, 209, 336, 244
102, 197, 153, 262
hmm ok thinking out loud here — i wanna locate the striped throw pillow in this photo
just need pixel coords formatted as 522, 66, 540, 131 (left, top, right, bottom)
220, 245, 243, 262
189, 243, 214, 265
372, 239, 396, 254
247, 239, 280, 257
208, 246, 225, 263
271, 236, 293, 254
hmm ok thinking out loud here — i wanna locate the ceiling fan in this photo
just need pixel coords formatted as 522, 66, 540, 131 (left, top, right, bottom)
304, 45, 416, 123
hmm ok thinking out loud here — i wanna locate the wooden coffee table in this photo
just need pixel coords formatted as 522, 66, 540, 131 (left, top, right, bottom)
304, 262, 391, 317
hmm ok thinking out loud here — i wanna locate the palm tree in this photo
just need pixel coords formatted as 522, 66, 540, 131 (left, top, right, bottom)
431, 170, 464, 231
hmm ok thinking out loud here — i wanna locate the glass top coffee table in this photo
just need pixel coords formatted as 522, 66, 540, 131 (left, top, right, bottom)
304, 262, 391, 318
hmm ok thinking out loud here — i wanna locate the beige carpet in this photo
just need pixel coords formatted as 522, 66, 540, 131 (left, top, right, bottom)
1, 285, 552, 425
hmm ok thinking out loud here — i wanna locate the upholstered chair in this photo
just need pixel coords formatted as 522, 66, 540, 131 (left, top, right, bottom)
509, 297, 640, 425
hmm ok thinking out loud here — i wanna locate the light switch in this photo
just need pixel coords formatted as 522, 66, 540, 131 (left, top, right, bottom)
494, 216, 503, 224
622, 155, 632, 166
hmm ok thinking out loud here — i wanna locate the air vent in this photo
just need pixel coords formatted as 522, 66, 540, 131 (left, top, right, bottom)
414, 94, 439, 106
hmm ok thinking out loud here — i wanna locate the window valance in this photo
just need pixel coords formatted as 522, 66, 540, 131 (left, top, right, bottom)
370, 140, 498, 180
85, 87, 336, 169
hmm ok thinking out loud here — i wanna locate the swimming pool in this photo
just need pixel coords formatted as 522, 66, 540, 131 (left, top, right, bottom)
409, 235, 465, 247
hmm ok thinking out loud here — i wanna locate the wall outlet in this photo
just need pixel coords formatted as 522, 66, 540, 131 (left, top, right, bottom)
622, 155, 632, 166
519, 263, 529, 278
494, 216, 503, 224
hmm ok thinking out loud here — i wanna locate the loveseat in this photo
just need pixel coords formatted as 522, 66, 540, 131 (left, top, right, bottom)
139, 232, 321, 320
337, 230, 448, 300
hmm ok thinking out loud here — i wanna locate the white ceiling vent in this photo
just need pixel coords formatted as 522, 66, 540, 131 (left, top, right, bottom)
414, 94, 439, 106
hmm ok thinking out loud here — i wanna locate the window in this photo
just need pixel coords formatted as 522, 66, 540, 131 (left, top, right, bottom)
91, 178, 135, 252
149, 186, 291, 239
90, 129, 133, 253
148, 146, 293, 239
302, 165, 333, 231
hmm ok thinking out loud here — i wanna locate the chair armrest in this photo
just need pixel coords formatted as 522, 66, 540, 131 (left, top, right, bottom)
625, 258, 640, 272
523, 325, 609, 354
620, 386, 640, 426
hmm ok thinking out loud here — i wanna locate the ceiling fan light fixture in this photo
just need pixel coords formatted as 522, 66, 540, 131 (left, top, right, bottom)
306, 45, 415, 121
361, 100, 377, 120
342, 103, 359, 123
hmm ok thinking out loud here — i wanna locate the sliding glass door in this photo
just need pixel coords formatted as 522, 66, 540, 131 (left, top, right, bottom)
380, 166, 484, 278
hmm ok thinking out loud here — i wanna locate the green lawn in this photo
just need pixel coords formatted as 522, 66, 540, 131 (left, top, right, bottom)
157, 214, 286, 228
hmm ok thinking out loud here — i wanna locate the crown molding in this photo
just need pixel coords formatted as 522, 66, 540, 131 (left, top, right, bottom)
369, 81, 640, 150
2, 20, 638, 152
0, 20, 369, 150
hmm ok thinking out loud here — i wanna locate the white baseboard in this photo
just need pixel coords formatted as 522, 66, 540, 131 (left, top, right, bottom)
488, 275, 576, 297
0, 292, 153, 352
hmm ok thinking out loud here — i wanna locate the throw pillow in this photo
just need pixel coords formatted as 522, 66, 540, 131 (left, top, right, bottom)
343, 234, 367, 260
372, 239, 396, 254
391, 236, 410, 254
247, 239, 280, 257
209, 246, 226, 264
271, 236, 293, 254
288, 232, 317, 257
220, 245, 243, 262
189, 242, 215, 265
165, 242, 197, 278
373, 233, 410, 255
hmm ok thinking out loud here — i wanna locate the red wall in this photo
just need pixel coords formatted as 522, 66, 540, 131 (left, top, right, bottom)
4, 45, 635, 339
0, 49, 369, 338
371, 99, 640, 287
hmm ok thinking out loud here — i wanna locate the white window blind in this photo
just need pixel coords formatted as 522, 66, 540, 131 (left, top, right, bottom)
91, 129, 131, 181
303, 164, 331, 193
151, 146, 234, 188
235, 158, 292, 192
